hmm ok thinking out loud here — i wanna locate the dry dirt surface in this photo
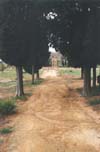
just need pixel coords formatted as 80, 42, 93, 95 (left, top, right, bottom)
2, 69, 100, 152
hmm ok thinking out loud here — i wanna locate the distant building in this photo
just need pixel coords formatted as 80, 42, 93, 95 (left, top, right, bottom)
49, 51, 67, 67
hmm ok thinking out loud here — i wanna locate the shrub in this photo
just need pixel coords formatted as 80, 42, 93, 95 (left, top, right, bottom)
0, 99, 17, 115
88, 99, 100, 106
0, 127, 13, 134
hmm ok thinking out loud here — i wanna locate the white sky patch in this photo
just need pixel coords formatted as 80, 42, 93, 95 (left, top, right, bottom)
88, 8, 91, 12
46, 12, 57, 20
49, 47, 56, 53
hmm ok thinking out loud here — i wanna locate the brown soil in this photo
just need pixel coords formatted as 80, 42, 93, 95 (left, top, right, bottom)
1, 69, 100, 152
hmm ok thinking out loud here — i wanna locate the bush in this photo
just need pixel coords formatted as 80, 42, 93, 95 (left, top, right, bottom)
88, 99, 100, 106
0, 127, 13, 134
0, 99, 17, 115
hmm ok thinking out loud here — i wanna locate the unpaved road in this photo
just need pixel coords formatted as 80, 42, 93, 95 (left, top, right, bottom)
5, 70, 100, 152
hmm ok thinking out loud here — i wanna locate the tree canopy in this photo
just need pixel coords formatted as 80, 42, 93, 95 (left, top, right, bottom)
0, 0, 41, 66
0, 0, 100, 96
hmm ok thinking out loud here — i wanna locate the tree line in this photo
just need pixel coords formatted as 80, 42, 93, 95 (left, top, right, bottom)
0, 0, 100, 96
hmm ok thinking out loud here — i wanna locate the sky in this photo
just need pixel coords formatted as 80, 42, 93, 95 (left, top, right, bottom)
49, 47, 56, 53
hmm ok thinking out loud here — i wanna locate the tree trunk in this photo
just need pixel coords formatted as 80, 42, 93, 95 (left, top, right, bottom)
36, 70, 40, 80
83, 67, 91, 96
32, 65, 35, 84
16, 66, 24, 96
93, 65, 96, 88
81, 67, 84, 79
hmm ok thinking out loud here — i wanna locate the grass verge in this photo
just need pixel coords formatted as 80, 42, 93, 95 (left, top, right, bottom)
0, 99, 17, 116
88, 99, 100, 106
0, 127, 13, 135
59, 68, 81, 76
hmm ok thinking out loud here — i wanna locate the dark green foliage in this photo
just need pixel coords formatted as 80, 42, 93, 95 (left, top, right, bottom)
23, 39, 50, 74
0, 0, 100, 68
0, 0, 100, 97
0, 0, 41, 66
70, 4, 99, 67
0, 0, 48, 66
44, 0, 100, 69
0, 0, 49, 96
91, 86, 100, 96
0, 99, 16, 115
0, 127, 13, 134
88, 99, 100, 106
1, 0, 99, 68
23, 65, 41, 74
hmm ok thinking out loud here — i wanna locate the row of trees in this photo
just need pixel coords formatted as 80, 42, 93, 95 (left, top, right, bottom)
0, 0, 49, 96
0, 0, 100, 96
45, 0, 100, 96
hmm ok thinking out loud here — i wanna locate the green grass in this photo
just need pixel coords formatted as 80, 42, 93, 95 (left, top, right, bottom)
0, 81, 16, 88
0, 68, 40, 92
24, 80, 33, 87
0, 68, 43, 88
0, 127, 13, 135
0, 99, 17, 115
59, 67, 100, 78
0, 63, 9, 72
59, 68, 81, 76
0, 68, 16, 80
14, 95, 27, 101
32, 79, 44, 86
24, 79, 44, 88
0, 139, 4, 144
0, 67, 44, 102
0, 67, 33, 81
88, 99, 100, 106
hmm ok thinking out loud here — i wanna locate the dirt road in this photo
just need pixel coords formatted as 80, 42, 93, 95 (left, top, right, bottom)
6, 70, 100, 152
